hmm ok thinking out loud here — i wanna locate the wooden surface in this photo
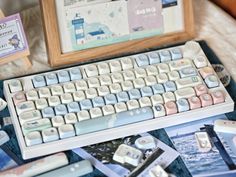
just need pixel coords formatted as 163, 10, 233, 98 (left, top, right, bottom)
40, 0, 195, 67
211, 0, 236, 18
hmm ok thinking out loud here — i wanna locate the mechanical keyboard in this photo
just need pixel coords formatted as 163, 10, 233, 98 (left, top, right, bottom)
3, 41, 234, 159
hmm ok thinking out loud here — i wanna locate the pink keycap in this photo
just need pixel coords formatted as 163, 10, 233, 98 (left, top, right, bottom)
199, 67, 215, 79
211, 90, 225, 104
194, 84, 208, 96
13, 92, 26, 105
188, 96, 201, 109
199, 93, 213, 107
164, 101, 177, 115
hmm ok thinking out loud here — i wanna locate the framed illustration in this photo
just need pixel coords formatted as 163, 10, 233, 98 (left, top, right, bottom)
40, 0, 194, 67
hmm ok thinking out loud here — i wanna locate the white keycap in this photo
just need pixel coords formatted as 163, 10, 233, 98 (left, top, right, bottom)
25, 131, 42, 146
123, 70, 136, 81
84, 64, 98, 77
19, 110, 42, 125
127, 100, 140, 110
156, 73, 168, 83
120, 57, 133, 70
16, 101, 35, 115
85, 88, 98, 99
75, 80, 88, 90
110, 83, 122, 94
0, 98, 7, 111
175, 87, 196, 100
114, 102, 128, 112
139, 97, 152, 107
38, 88, 51, 98
97, 62, 110, 75
51, 116, 65, 127
22, 118, 51, 135
145, 76, 157, 86
121, 81, 134, 91
168, 71, 180, 81
149, 165, 169, 177
99, 75, 112, 86
64, 113, 78, 124
9, 79, 22, 93
102, 105, 115, 115
163, 92, 176, 102
58, 124, 75, 139
153, 104, 166, 117
194, 55, 208, 68
87, 77, 100, 88
42, 127, 59, 143
97, 86, 110, 96
35, 98, 48, 109
73, 91, 86, 101
60, 93, 73, 104
48, 96, 61, 106
176, 76, 202, 89
183, 41, 201, 58
51, 85, 64, 96
146, 65, 158, 76
109, 60, 122, 72
77, 110, 90, 121
133, 78, 146, 89
151, 94, 164, 105
111, 73, 124, 83
134, 68, 147, 78
90, 107, 103, 118
169, 59, 192, 71
157, 63, 169, 73
26, 90, 38, 101
63, 83, 76, 93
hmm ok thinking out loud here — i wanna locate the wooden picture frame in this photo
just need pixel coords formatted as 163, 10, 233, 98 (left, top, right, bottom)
40, 0, 195, 67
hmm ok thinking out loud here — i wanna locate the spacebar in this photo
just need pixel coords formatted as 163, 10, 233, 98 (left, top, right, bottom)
75, 107, 154, 135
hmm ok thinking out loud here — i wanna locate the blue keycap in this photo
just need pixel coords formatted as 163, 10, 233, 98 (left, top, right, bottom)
57, 70, 70, 83
45, 73, 58, 85
140, 86, 153, 97
67, 102, 80, 113
69, 67, 82, 80
176, 99, 189, 112
136, 54, 149, 67
148, 52, 160, 64
92, 97, 105, 107
116, 91, 129, 102
55, 104, 68, 115
128, 89, 141, 100
32, 75, 46, 88
104, 94, 117, 105
163, 81, 177, 92
42, 107, 55, 118
79, 99, 93, 110
152, 84, 165, 94
170, 48, 182, 60
179, 67, 197, 78
159, 50, 171, 62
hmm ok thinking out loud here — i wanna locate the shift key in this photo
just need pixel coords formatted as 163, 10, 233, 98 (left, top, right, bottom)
175, 76, 202, 89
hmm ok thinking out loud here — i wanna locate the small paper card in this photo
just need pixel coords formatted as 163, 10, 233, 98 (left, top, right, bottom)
0, 14, 28, 58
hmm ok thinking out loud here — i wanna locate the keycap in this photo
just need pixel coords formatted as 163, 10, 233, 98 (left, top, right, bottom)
200, 94, 213, 107
139, 97, 152, 107
123, 70, 135, 81
51, 116, 65, 127
168, 71, 180, 81
159, 50, 171, 62
153, 104, 166, 117
97, 86, 110, 96
73, 91, 86, 101
69, 67, 82, 80
110, 83, 122, 94
45, 73, 58, 85
128, 89, 141, 100
199, 67, 215, 79
163, 92, 176, 102
140, 86, 153, 97
35, 99, 48, 110
58, 124, 75, 139
116, 91, 129, 102
183, 41, 201, 58
109, 60, 122, 72
133, 78, 146, 88
84, 64, 98, 77
97, 63, 110, 75
176, 98, 190, 112
13, 92, 26, 105
55, 104, 68, 115
26, 90, 38, 101
90, 107, 103, 118
42, 128, 59, 143
19, 110, 42, 125
149, 165, 169, 177
205, 75, 219, 88
9, 79, 22, 92
120, 57, 133, 70
134, 68, 147, 78
77, 110, 90, 121
121, 81, 134, 91
136, 54, 149, 66
60, 93, 73, 104
22, 118, 51, 135
64, 113, 78, 124
188, 96, 201, 110
194, 84, 208, 96
79, 99, 93, 110
157, 63, 170, 73
169, 59, 192, 71
111, 73, 124, 83
85, 88, 98, 99
63, 83, 76, 93
42, 107, 55, 118
92, 97, 105, 107
32, 75, 46, 88
175, 87, 195, 100
151, 94, 164, 105
75, 80, 88, 90
135, 136, 156, 150
145, 76, 157, 86
211, 90, 225, 104
16, 101, 35, 115
114, 102, 128, 112
87, 77, 100, 88
214, 120, 236, 134
164, 102, 177, 115
57, 71, 70, 83
25, 131, 42, 146
175, 76, 202, 89
156, 73, 168, 83
152, 84, 165, 94
102, 105, 115, 115
67, 102, 80, 113
38, 88, 51, 98
99, 75, 112, 85
179, 67, 197, 78
170, 48, 182, 60
148, 52, 160, 64
146, 65, 158, 76
126, 100, 139, 110
104, 94, 117, 105
48, 96, 61, 106
51, 85, 64, 96
164, 81, 176, 92
193, 55, 208, 68
75, 107, 154, 135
